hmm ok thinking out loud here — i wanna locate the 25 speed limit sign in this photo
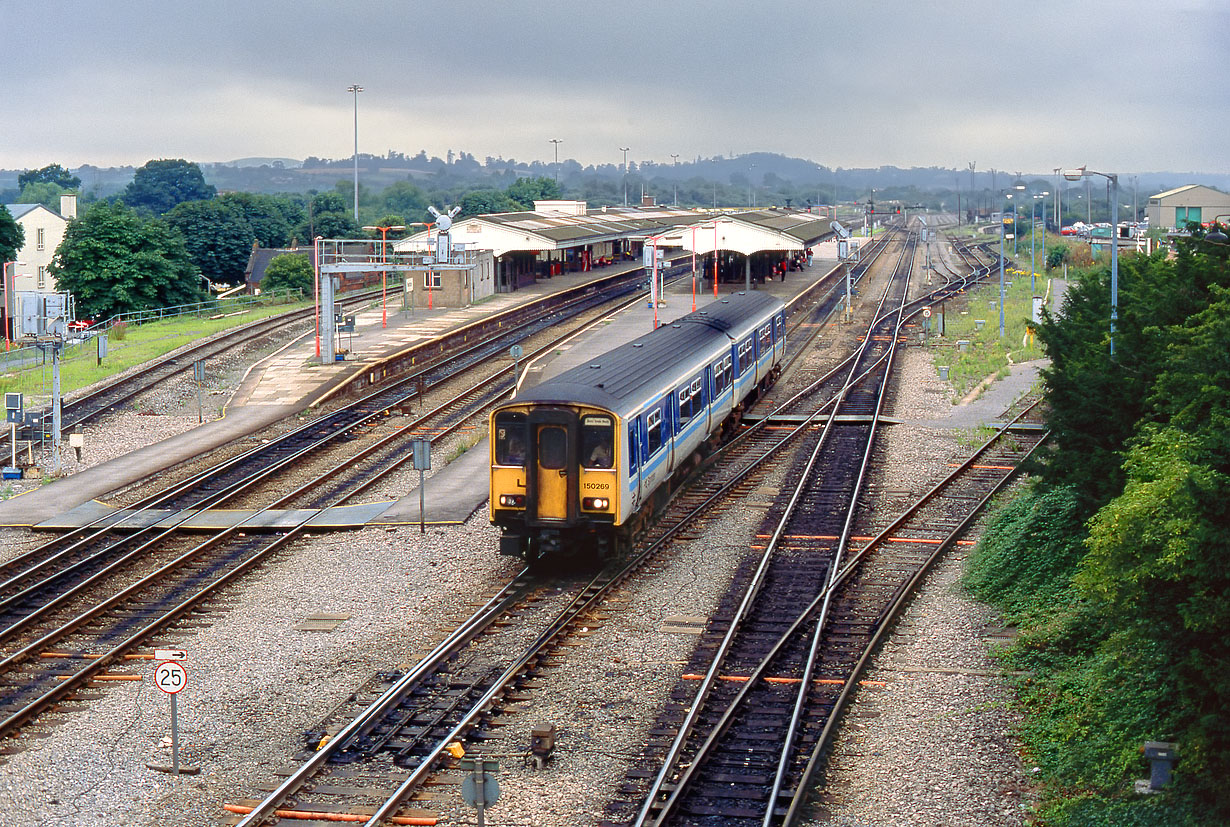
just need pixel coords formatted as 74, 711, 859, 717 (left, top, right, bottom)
154, 660, 188, 695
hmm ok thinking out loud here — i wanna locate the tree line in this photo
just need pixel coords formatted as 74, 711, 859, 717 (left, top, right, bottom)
1, 159, 567, 320
964, 225, 1229, 824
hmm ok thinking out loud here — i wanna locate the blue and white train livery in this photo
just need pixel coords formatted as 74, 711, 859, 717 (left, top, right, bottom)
489, 292, 786, 562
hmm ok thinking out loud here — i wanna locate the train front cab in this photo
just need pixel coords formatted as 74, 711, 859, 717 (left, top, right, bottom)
490, 406, 619, 561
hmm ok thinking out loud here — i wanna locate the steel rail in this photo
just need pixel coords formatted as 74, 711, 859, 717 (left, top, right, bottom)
782, 403, 1049, 823
633, 235, 918, 825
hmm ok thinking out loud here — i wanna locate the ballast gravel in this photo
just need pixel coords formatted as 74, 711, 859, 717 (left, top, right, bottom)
0, 262, 1032, 826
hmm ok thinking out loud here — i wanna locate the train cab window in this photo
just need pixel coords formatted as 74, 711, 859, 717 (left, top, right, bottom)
494, 412, 527, 466
581, 415, 615, 469
538, 426, 568, 470
646, 409, 663, 456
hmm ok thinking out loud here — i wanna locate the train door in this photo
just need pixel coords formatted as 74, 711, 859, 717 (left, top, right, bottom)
529, 411, 577, 522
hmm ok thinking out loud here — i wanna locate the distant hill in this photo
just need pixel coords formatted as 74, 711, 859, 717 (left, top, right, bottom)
222, 157, 302, 169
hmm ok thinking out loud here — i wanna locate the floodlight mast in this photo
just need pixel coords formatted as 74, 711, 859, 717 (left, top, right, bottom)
1062, 166, 1120, 356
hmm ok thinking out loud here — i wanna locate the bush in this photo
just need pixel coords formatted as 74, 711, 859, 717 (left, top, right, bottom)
261, 253, 312, 295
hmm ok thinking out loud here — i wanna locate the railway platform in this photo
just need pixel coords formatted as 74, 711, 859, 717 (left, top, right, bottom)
0, 262, 821, 532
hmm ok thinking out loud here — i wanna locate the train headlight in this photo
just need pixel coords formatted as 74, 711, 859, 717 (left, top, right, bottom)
499, 494, 526, 508
583, 496, 610, 510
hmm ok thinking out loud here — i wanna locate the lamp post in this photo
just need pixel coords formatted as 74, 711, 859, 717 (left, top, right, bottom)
313, 237, 323, 358
619, 147, 629, 207
1000, 193, 1011, 338
3, 260, 25, 351
670, 153, 679, 206
748, 163, 756, 207
1031, 192, 1048, 294
1064, 167, 1119, 356
347, 84, 363, 223
1039, 192, 1049, 287
363, 224, 406, 328
549, 138, 563, 183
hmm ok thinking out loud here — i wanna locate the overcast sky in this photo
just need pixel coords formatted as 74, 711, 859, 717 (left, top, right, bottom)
3, 0, 1226, 176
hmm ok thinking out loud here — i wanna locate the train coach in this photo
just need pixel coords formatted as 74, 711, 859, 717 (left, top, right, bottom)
489, 291, 786, 563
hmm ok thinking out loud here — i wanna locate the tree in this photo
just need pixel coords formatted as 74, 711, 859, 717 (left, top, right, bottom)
18, 181, 72, 211
49, 202, 203, 319
123, 159, 216, 215
219, 192, 302, 248
18, 163, 80, 191
295, 192, 360, 240
381, 181, 428, 219
507, 176, 561, 209
0, 205, 24, 263
260, 253, 313, 295
458, 189, 514, 217
164, 198, 256, 286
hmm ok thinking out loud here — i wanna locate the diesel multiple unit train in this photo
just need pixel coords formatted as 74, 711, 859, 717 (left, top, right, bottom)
489, 291, 786, 562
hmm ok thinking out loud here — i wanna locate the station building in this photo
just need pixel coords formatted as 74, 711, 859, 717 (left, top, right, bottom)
396, 200, 832, 301
1146, 184, 1230, 230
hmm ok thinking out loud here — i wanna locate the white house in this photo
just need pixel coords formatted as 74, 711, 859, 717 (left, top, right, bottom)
2, 195, 76, 335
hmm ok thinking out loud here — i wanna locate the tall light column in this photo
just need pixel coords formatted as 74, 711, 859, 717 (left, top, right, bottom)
347, 84, 363, 223
620, 147, 630, 207
1064, 167, 1119, 356
1030, 193, 1042, 294
670, 153, 679, 206
549, 138, 563, 183
1000, 194, 1010, 338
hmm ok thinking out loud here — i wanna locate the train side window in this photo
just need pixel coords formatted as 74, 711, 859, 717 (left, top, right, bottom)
581, 415, 614, 469
713, 355, 732, 395
737, 339, 754, 374
646, 409, 662, 456
759, 323, 772, 354
678, 386, 692, 428
494, 412, 527, 466
692, 377, 705, 409
538, 426, 567, 470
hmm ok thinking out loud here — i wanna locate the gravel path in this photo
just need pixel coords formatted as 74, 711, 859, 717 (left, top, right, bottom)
0, 260, 1032, 826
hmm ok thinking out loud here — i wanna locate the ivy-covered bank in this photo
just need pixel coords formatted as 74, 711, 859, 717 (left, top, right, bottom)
963, 226, 1229, 825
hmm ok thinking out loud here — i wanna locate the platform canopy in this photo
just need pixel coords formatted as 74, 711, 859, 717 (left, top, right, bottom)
396, 204, 834, 259
648, 209, 831, 256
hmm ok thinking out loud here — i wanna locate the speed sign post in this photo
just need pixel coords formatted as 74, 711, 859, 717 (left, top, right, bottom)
153, 660, 188, 776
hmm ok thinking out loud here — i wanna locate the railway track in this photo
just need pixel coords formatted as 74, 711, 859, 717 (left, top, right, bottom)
214, 232, 918, 824
0, 287, 387, 457
590, 227, 1039, 826
0, 270, 699, 744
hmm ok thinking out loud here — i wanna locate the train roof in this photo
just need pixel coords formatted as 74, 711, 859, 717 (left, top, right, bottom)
511, 291, 784, 413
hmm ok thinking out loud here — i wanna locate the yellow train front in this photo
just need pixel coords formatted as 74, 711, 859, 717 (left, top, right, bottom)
490, 292, 785, 563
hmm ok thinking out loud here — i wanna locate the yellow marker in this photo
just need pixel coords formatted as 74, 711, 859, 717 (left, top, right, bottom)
446, 741, 465, 759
